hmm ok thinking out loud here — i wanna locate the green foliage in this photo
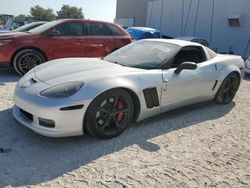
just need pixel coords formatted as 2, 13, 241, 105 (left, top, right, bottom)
57, 4, 84, 19
14, 14, 26, 20
14, 5, 85, 22
30, 5, 56, 21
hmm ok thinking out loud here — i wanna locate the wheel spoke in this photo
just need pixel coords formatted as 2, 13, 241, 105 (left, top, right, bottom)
23, 56, 30, 63
112, 116, 121, 128
99, 108, 110, 114
31, 56, 40, 65
114, 108, 130, 114
112, 98, 119, 110
100, 115, 112, 130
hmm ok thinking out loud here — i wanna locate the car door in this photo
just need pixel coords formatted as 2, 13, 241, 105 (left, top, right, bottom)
84, 22, 115, 57
45, 21, 87, 59
161, 46, 218, 111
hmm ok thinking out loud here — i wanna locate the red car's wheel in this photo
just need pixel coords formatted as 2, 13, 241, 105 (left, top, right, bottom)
13, 49, 45, 75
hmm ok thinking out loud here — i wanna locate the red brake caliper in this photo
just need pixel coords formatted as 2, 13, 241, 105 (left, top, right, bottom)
116, 100, 124, 122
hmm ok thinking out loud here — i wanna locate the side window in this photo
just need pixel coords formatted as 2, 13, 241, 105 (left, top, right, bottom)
87, 22, 112, 36
56, 22, 84, 36
105, 24, 123, 36
171, 46, 207, 68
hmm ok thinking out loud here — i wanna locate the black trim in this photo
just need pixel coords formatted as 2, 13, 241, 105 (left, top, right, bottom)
143, 88, 160, 109
60, 104, 84, 111
39, 118, 55, 128
215, 64, 218, 70
20, 108, 33, 121
212, 80, 218, 91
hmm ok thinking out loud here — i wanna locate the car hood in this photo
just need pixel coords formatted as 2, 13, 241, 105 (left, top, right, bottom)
34, 58, 144, 85
0, 31, 30, 38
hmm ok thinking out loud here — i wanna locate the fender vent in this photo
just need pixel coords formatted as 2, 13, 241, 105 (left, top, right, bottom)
212, 80, 218, 91
143, 87, 160, 109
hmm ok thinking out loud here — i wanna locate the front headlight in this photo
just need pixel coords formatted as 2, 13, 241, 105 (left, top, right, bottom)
40, 81, 84, 99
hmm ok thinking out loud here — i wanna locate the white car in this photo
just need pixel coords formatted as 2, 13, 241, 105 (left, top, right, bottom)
245, 57, 250, 75
13, 39, 244, 138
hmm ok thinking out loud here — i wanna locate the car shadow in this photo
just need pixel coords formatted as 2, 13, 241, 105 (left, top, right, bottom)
0, 101, 235, 187
0, 69, 19, 85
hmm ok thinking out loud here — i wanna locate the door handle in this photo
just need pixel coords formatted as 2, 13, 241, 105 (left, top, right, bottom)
163, 78, 168, 83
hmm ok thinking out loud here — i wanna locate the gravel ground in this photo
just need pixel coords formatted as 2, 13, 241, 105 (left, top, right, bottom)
0, 70, 250, 188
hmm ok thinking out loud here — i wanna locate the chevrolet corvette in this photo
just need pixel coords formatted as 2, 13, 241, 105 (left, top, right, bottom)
13, 39, 244, 138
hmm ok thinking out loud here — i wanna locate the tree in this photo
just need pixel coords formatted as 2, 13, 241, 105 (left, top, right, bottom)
30, 5, 56, 21
14, 14, 26, 20
57, 4, 84, 19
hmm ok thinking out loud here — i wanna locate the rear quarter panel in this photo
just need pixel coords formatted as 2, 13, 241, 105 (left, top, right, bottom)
214, 54, 244, 92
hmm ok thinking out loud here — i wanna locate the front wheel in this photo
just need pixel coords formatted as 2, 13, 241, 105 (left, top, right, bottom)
85, 89, 134, 139
13, 49, 46, 75
215, 72, 240, 104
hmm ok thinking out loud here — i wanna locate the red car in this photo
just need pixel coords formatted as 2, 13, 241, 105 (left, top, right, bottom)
0, 19, 132, 75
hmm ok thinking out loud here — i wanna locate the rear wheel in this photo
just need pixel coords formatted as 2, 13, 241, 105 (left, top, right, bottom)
215, 72, 240, 104
85, 89, 134, 139
13, 49, 46, 75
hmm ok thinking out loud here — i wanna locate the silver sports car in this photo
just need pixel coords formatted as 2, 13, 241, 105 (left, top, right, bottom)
13, 39, 244, 138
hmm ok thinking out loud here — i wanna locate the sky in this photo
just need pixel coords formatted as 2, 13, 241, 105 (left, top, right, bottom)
0, 0, 117, 22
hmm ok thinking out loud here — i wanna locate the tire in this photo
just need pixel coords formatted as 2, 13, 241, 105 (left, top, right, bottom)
13, 49, 46, 75
85, 89, 134, 139
215, 72, 240, 104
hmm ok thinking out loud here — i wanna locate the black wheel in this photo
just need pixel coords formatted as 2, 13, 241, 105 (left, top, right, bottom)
13, 49, 46, 75
85, 89, 134, 139
215, 72, 240, 104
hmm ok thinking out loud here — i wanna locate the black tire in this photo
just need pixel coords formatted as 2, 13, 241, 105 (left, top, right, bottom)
85, 89, 134, 139
13, 49, 46, 75
215, 72, 240, 104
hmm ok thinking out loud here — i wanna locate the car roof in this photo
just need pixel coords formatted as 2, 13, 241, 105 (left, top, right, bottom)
143, 39, 203, 47
58, 19, 116, 25
30, 21, 48, 24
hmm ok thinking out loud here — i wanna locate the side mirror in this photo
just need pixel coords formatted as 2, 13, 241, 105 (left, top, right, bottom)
174, 62, 197, 74
48, 30, 60, 37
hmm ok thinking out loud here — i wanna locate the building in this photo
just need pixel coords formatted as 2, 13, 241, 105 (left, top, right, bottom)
116, 0, 250, 57
0, 14, 14, 25
115, 0, 148, 27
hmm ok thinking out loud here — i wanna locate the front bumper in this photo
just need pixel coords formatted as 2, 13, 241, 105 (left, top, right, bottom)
13, 92, 92, 137
0, 45, 13, 64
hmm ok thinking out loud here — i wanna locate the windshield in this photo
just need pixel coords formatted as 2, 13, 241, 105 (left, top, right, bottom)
104, 40, 179, 69
13, 22, 44, 32
28, 20, 64, 34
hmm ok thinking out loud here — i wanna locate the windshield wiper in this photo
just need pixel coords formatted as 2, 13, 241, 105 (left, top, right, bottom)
113, 62, 126, 67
